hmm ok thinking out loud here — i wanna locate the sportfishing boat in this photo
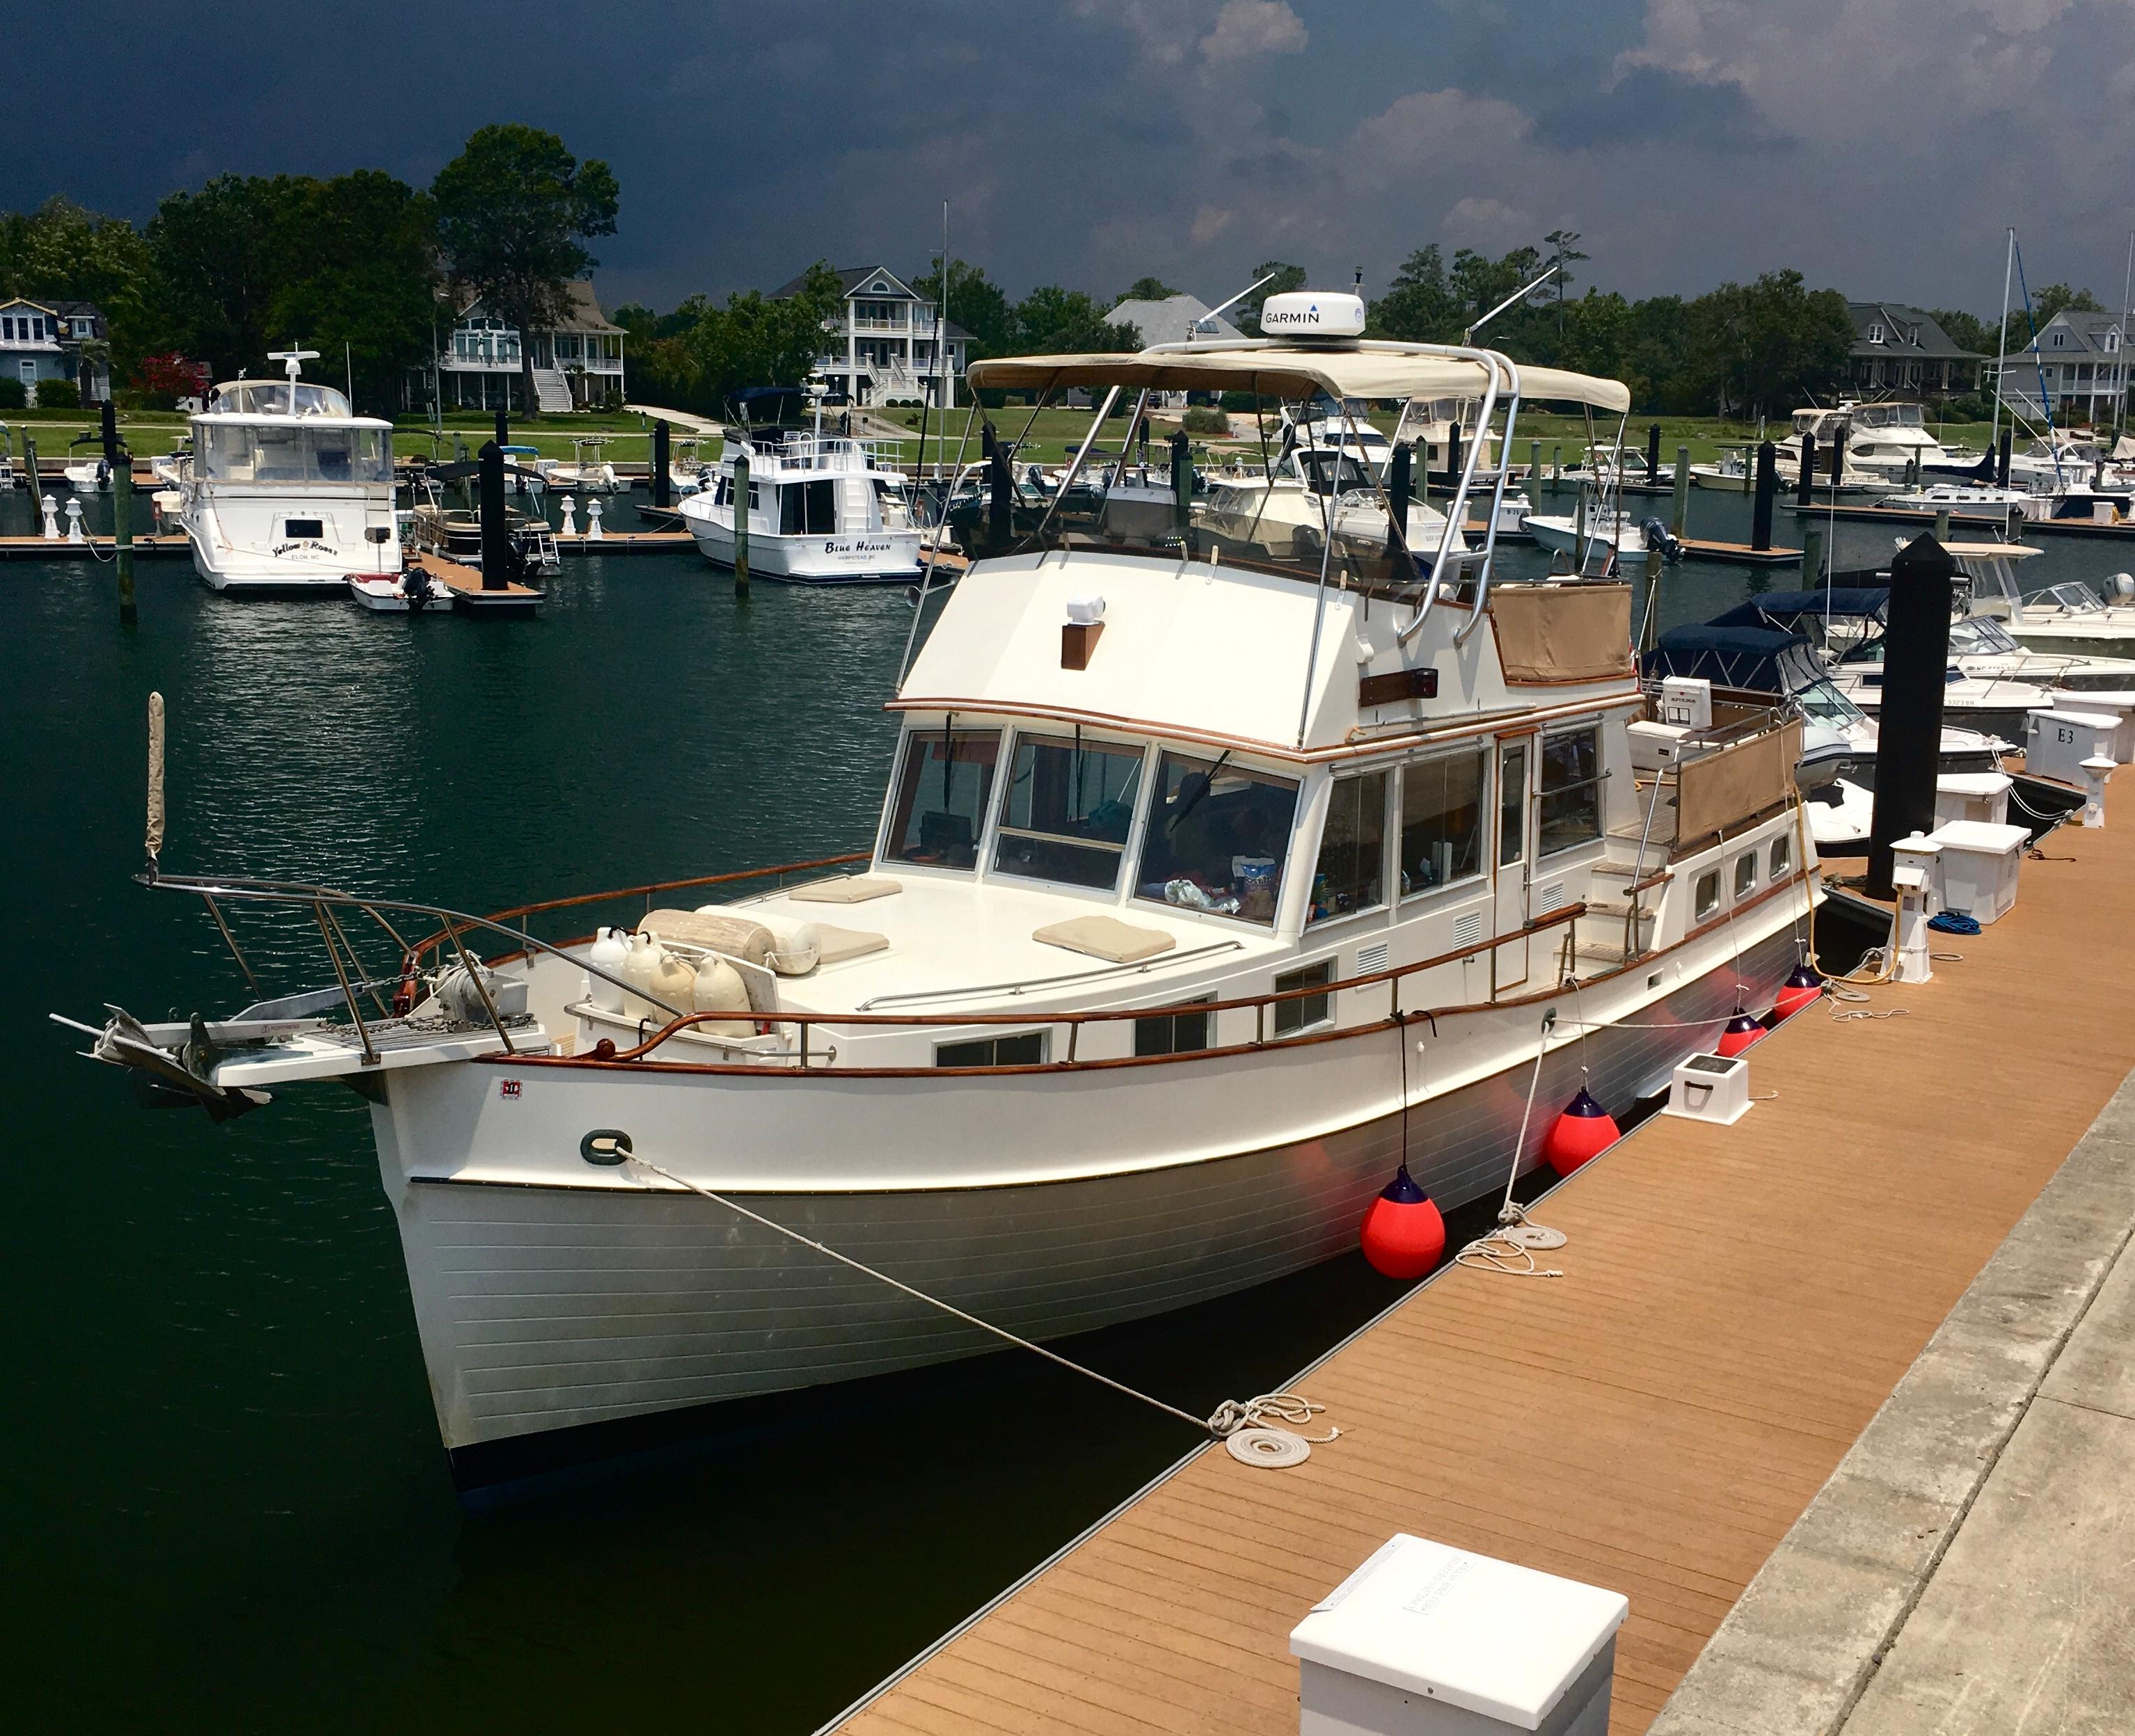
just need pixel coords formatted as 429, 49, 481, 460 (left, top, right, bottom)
534, 436, 621, 493
177, 350, 401, 594
1524, 503, 1654, 573
678, 419, 921, 584
67, 306, 1820, 1490
1955, 541, 2135, 657
62, 433, 111, 492
1793, 401, 1978, 480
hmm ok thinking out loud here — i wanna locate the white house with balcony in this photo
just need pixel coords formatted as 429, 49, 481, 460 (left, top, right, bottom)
0, 297, 111, 404
775, 266, 969, 408
1991, 308, 2129, 427
427, 281, 625, 412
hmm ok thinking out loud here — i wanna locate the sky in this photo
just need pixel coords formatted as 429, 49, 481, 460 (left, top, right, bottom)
9, 0, 2135, 322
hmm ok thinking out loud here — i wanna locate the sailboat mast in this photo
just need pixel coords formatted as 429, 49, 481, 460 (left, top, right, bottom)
2117, 230, 2133, 443
1990, 226, 2014, 448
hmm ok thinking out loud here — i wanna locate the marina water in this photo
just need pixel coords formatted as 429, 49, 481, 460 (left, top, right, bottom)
4, 484, 2106, 1730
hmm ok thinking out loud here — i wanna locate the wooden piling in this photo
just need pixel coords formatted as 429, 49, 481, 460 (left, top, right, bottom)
1672, 446, 1691, 537
732, 452, 750, 596
1802, 523, 1823, 589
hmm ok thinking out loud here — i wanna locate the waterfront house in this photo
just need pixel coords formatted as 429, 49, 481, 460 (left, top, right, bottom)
425, 281, 625, 412
1992, 309, 2128, 427
776, 266, 970, 408
1104, 292, 1242, 407
1845, 303, 1982, 399
0, 297, 111, 404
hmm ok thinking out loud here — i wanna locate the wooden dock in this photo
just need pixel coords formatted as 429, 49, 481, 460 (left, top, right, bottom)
1786, 501, 2135, 542
1676, 535, 1800, 567
831, 815, 2135, 1735
0, 534, 191, 562
411, 551, 540, 612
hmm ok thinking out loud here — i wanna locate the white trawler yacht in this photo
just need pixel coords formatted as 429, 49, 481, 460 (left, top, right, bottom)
73, 301, 1820, 1490
678, 385, 921, 584
178, 350, 400, 594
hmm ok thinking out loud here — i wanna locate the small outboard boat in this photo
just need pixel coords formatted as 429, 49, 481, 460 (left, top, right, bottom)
349, 563, 452, 612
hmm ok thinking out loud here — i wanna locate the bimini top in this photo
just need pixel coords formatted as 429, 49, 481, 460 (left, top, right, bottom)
1712, 587, 1890, 626
966, 341, 1631, 414
1648, 623, 1820, 696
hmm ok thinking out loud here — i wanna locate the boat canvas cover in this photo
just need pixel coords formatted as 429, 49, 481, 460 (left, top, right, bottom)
1711, 588, 1890, 629
1490, 582, 1634, 683
1646, 624, 1818, 695
967, 344, 1631, 414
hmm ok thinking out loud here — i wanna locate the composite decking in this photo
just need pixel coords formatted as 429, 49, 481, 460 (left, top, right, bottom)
831, 809, 2135, 1735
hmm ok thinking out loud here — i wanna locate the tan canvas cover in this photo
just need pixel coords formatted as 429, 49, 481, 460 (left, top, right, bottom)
1488, 583, 1634, 683
809, 923, 889, 965
788, 875, 903, 905
1032, 915, 1177, 964
967, 344, 1630, 413
1674, 719, 1803, 846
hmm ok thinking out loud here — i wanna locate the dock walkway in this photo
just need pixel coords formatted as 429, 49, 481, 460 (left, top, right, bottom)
830, 815, 2135, 1736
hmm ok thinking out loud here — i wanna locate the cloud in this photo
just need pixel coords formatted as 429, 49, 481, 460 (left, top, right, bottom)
1533, 65, 1784, 153
1189, 204, 1235, 245
1199, 0, 1307, 63
1439, 197, 1537, 253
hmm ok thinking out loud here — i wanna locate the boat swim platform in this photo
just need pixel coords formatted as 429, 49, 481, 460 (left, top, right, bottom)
826, 808, 2135, 1736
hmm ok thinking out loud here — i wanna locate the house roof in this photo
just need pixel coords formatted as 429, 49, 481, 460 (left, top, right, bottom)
2024, 309, 2126, 356
450, 280, 619, 334
1848, 302, 1981, 362
1105, 293, 1243, 347
772, 264, 972, 340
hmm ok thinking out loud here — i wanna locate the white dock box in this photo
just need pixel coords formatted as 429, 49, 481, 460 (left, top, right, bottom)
1290, 1535, 1628, 1736
1926, 819, 2029, 923
1935, 772, 2012, 829
2027, 708, 2120, 785
2047, 690, 2135, 763
1663, 1052, 1753, 1124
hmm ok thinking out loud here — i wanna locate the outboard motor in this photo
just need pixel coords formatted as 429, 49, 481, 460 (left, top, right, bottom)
2106, 572, 2135, 602
1641, 516, 1683, 563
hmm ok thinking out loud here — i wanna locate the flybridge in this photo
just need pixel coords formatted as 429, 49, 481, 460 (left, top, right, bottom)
1259, 291, 1367, 338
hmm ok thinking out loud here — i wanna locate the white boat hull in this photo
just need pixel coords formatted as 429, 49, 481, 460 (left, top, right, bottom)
372, 919, 1801, 1486
1525, 514, 1649, 571
682, 507, 922, 584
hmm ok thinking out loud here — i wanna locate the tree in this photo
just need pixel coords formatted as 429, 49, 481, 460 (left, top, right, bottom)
148, 175, 313, 380
1233, 260, 1306, 332
1543, 229, 1587, 341
1929, 307, 1995, 358
2003, 283, 2104, 354
267, 171, 436, 412
1684, 269, 1853, 417
0, 196, 159, 379
1370, 246, 1458, 342
1011, 285, 1138, 353
1118, 275, 1179, 303
683, 262, 847, 410
911, 257, 1014, 361
431, 125, 619, 412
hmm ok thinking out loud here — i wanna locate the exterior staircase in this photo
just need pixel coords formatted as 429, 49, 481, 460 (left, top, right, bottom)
530, 367, 573, 412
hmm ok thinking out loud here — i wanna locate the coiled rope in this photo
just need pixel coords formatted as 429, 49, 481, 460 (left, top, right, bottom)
1454, 1012, 1569, 1279
620, 1149, 1337, 1465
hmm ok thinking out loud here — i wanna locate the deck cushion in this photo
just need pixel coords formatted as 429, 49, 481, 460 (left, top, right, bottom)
788, 875, 903, 905
1032, 915, 1177, 964
644, 909, 774, 966
810, 923, 889, 966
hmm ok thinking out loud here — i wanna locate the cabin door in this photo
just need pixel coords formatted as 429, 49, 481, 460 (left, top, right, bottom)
1493, 736, 1533, 995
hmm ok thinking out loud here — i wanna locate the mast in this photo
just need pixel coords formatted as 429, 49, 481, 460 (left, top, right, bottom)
2118, 230, 2133, 443
937, 200, 949, 479
1990, 226, 2014, 446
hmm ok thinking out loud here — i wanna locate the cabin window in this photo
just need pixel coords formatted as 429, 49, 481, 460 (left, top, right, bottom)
779, 479, 837, 535
1538, 728, 1603, 855
1272, 961, 1333, 1036
993, 731, 1144, 891
1498, 744, 1528, 866
886, 727, 1000, 870
935, 1031, 1047, 1068
1309, 772, 1388, 925
1734, 851, 1759, 898
1135, 996, 1213, 1058
1694, 869, 1721, 921
283, 518, 324, 540
1134, 751, 1299, 925
1399, 747, 1486, 895
1770, 834, 1792, 878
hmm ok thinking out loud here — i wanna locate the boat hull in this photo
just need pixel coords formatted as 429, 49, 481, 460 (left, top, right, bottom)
681, 507, 923, 584
371, 925, 1799, 1488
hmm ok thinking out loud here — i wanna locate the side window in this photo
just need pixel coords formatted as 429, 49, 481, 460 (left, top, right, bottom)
1734, 850, 1759, 898
1135, 751, 1299, 925
936, 1031, 1047, 1068
1134, 996, 1214, 1058
1694, 869, 1721, 920
994, 732, 1144, 891
1770, 833, 1793, 877
1538, 728, 1603, 854
1309, 772, 1388, 925
1498, 743, 1527, 867
885, 727, 1000, 870
1400, 747, 1486, 894
1273, 961, 1333, 1036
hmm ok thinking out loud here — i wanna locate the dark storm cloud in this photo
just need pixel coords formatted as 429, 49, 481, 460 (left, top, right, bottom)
4, 0, 2134, 316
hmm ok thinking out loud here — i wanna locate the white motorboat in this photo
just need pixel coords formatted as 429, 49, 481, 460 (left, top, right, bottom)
73, 314, 1824, 1490
1793, 401, 1978, 479
666, 436, 715, 496
62, 436, 111, 492
535, 436, 622, 493
177, 350, 401, 595
1525, 507, 1651, 573
1953, 541, 2135, 657
679, 420, 921, 584
348, 566, 453, 612
1878, 481, 2037, 518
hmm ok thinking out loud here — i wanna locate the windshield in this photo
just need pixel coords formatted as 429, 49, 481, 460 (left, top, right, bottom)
2035, 582, 2106, 613
1135, 751, 1299, 924
1949, 616, 2019, 653
885, 728, 1000, 870
1794, 678, 1865, 726
993, 732, 1145, 891
198, 424, 390, 484
1299, 452, 1374, 495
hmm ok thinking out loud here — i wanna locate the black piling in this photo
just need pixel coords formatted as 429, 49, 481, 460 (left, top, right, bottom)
478, 439, 509, 591
1646, 423, 1661, 488
1865, 534, 1958, 899
1170, 429, 1195, 553
1386, 442, 1413, 576
1797, 431, 1816, 507
984, 420, 1011, 549
495, 408, 509, 451
1829, 424, 1848, 489
1997, 427, 2013, 488
651, 420, 672, 509
1751, 440, 1777, 550
1443, 422, 1463, 492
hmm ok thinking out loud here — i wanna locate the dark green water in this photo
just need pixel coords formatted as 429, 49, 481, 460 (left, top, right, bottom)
3, 483, 2109, 1733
